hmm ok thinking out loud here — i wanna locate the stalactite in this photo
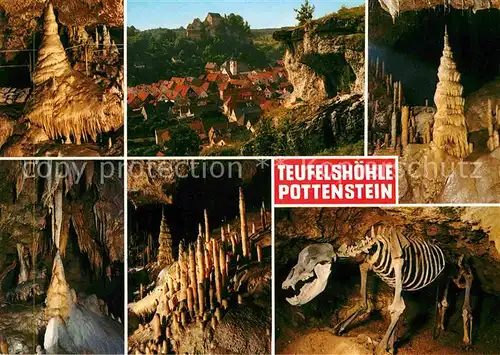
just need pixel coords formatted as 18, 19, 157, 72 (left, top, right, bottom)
239, 188, 249, 258
432, 27, 470, 159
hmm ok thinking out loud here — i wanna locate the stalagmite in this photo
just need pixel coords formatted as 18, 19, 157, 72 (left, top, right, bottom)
261, 201, 267, 229
209, 278, 215, 310
252, 223, 256, 234
375, 57, 379, 78
178, 244, 188, 300
212, 239, 222, 304
180, 311, 187, 327
197, 283, 205, 317
487, 99, 499, 151
401, 106, 409, 150
382, 61, 385, 78
432, 27, 470, 159
221, 228, 225, 244
219, 247, 227, 286
239, 187, 249, 258
25, 4, 123, 145
204, 248, 210, 276
425, 122, 432, 144
46, 252, 71, 321
198, 223, 203, 240
196, 238, 205, 285
187, 287, 194, 314
16, 244, 29, 284
398, 81, 403, 109
158, 210, 174, 267
391, 112, 397, 148
393, 81, 398, 113
384, 133, 389, 147
153, 314, 161, 342
257, 244, 263, 262
204, 209, 210, 243
188, 245, 198, 307
161, 340, 167, 354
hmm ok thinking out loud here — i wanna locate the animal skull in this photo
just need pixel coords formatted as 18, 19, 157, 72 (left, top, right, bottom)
282, 243, 334, 306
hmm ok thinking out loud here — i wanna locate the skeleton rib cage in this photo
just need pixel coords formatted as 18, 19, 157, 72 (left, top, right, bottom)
366, 227, 446, 291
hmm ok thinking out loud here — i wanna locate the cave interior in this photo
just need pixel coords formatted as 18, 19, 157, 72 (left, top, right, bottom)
276, 207, 500, 355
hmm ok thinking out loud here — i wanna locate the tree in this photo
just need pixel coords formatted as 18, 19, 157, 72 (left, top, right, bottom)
294, 0, 315, 25
165, 124, 202, 156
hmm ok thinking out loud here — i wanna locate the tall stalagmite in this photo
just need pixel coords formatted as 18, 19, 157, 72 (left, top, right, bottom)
157, 211, 174, 267
25, 4, 122, 144
239, 187, 249, 258
432, 27, 470, 159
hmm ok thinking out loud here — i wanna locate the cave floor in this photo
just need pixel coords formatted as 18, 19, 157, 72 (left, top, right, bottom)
277, 312, 498, 355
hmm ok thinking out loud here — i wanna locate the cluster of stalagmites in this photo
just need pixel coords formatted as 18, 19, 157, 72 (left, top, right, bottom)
24, 4, 123, 146
370, 27, 490, 159
130, 188, 268, 354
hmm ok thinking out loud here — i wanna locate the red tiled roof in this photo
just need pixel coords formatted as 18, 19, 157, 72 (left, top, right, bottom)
206, 73, 219, 82
137, 90, 150, 102
127, 92, 137, 105
171, 77, 186, 85
219, 82, 230, 91
189, 121, 207, 138
230, 79, 251, 87
260, 100, 273, 110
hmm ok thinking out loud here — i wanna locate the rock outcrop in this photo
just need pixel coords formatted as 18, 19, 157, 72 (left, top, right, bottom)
273, 6, 364, 103
378, 0, 500, 21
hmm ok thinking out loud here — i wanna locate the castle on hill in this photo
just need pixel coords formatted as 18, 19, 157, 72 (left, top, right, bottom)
186, 13, 223, 39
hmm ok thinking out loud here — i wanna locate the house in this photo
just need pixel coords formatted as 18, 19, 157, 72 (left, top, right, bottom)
186, 18, 204, 39
189, 121, 207, 141
205, 62, 219, 73
229, 102, 261, 126
155, 128, 171, 145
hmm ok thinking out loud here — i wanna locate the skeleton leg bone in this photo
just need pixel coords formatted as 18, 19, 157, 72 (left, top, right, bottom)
435, 277, 451, 337
333, 262, 372, 335
376, 257, 405, 355
462, 269, 473, 346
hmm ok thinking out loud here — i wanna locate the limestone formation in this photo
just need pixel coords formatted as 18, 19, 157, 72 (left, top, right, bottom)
24, 4, 122, 145
239, 188, 249, 258
401, 106, 409, 150
391, 112, 397, 148
432, 27, 470, 159
158, 211, 174, 267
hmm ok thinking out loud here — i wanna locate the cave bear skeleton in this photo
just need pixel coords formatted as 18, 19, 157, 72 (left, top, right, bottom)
282, 225, 474, 354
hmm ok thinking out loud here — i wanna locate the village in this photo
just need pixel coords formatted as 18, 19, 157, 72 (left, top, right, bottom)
127, 13, 292, 156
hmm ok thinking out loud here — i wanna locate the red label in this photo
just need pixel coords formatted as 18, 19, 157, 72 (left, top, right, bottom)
274, 158, 397, 205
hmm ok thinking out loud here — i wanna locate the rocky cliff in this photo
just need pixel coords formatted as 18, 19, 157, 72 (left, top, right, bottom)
273, 6, 365, 103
